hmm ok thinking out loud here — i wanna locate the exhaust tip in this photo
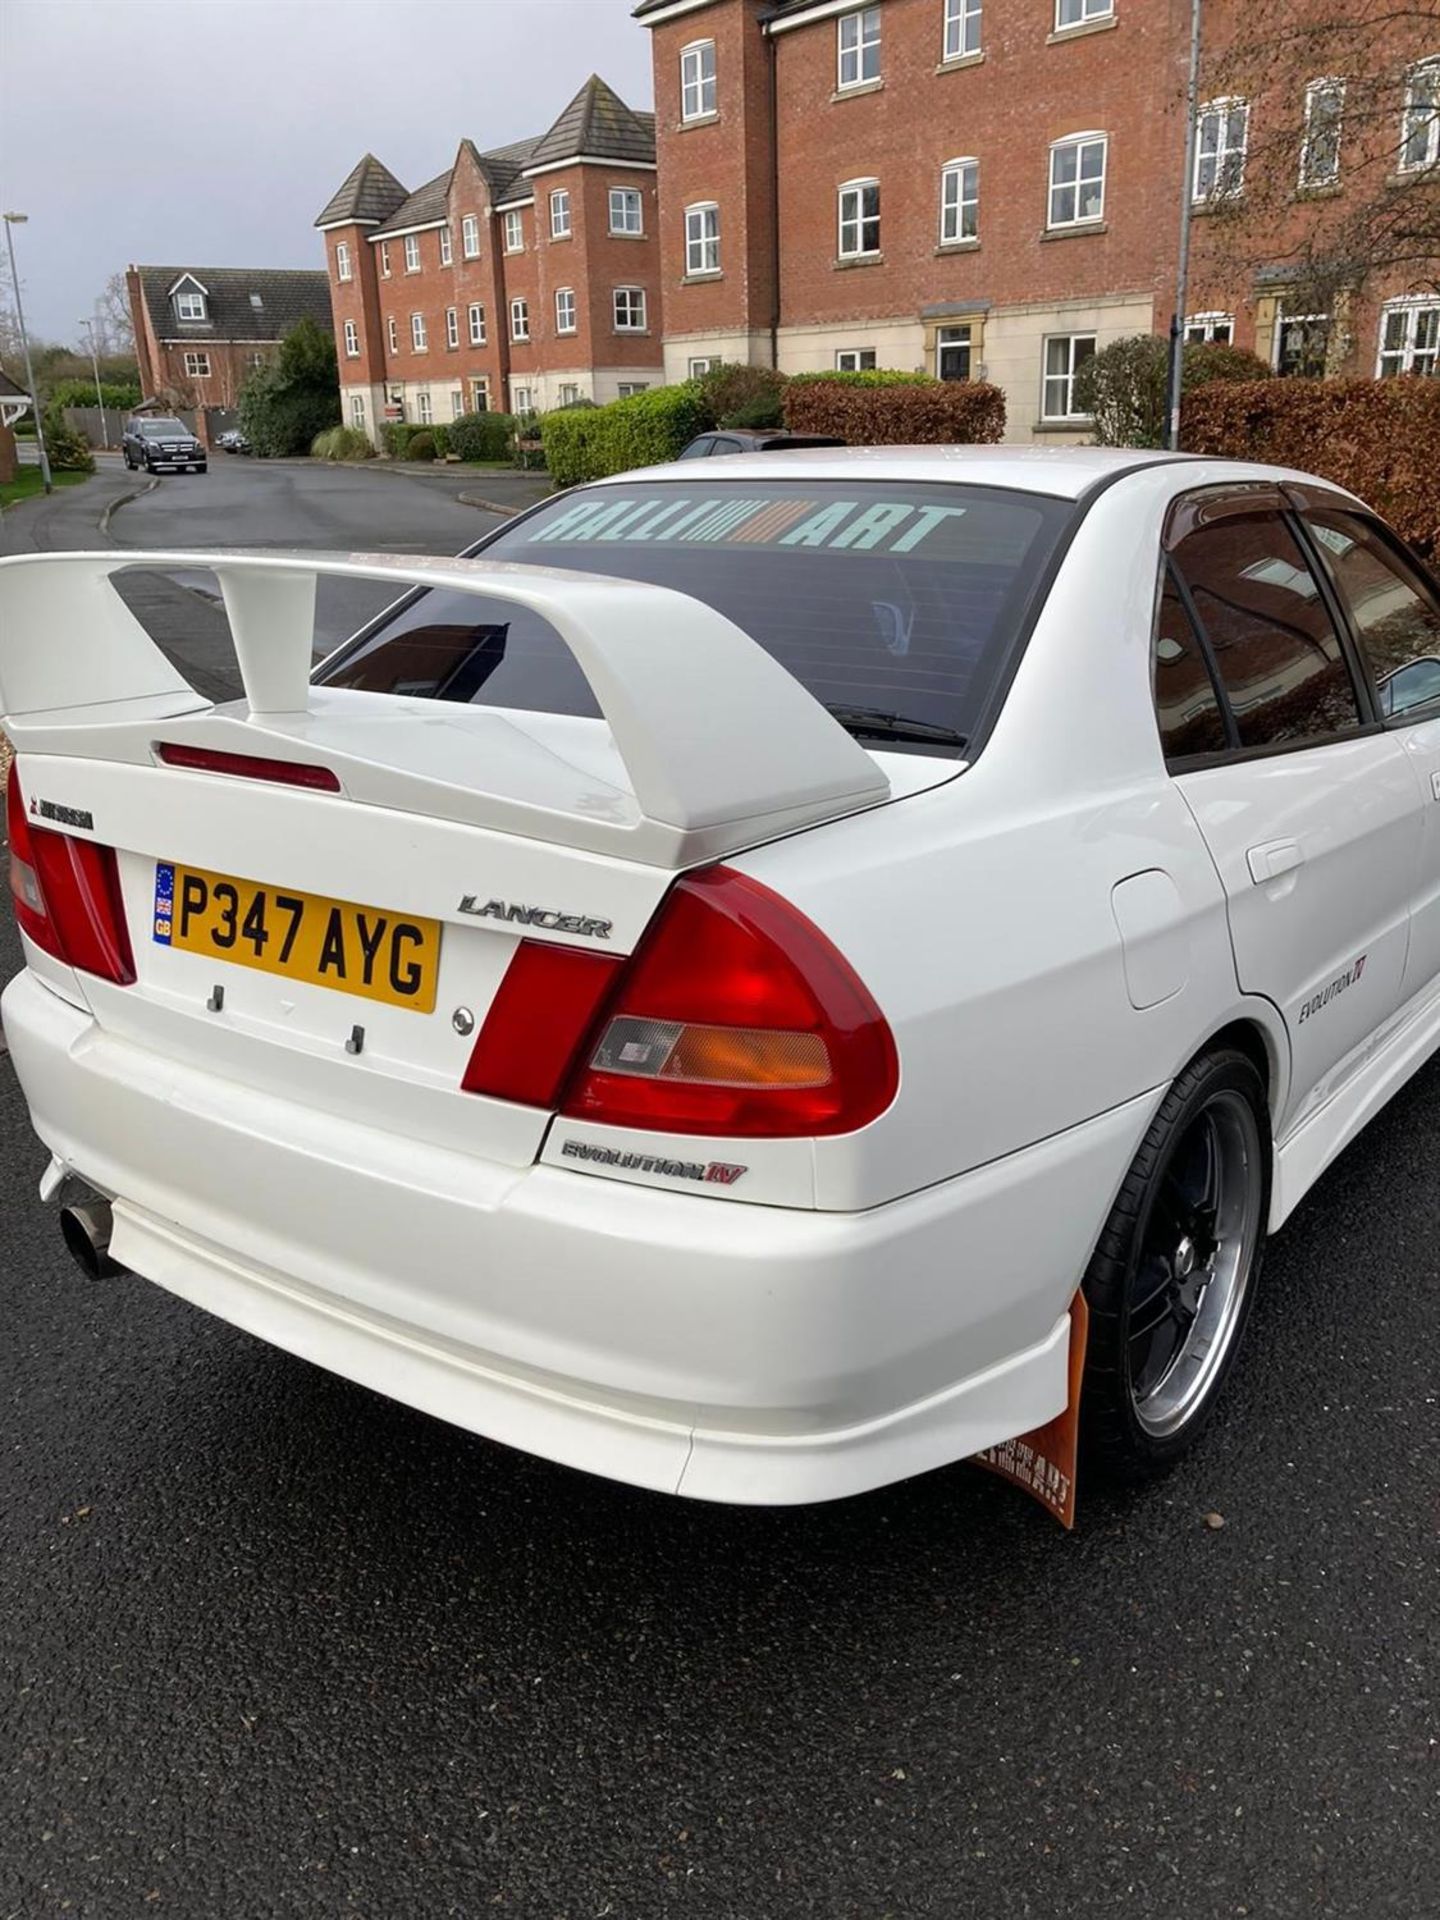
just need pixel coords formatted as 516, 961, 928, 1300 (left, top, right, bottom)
60, 1199, 127, 1280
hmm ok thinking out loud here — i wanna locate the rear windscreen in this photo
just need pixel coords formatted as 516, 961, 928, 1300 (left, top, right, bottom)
318, 481, 1073, 751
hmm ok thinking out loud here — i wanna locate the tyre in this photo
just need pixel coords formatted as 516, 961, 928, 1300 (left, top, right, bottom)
123, 448, 134, 469
1080, 1046, 1269, 1481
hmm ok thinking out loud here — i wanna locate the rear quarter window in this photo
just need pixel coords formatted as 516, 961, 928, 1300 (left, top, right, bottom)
319, 480, 1074, 755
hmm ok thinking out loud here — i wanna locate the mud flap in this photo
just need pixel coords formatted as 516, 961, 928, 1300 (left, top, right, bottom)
973, 1292, 1089, 1529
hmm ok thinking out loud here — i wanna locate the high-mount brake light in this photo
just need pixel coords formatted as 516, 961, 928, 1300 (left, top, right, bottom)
6, 763, 136, 984
560, 866, 897, 1138
156, 743, 342, 792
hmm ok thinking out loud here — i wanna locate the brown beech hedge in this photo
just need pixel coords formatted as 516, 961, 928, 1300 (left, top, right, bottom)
783, 376, 1007, 445
1182, 377, 1440, 558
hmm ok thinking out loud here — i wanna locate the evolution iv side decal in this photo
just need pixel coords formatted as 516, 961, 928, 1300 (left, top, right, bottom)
1298, 954, 1367, 1025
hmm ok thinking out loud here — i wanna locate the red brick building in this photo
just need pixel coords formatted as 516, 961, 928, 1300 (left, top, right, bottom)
636, 0, 1439, 440
127, 265, 333, 411
315, 76, 664, 439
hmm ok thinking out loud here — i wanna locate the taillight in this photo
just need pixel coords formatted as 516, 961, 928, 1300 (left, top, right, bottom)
561, 866, 897, 1138
461, 939, 622, 1107
6, 763, 136, 984
155, 743, 341, 792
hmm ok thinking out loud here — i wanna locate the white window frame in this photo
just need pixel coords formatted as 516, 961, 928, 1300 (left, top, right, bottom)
936, 324, 973, 381
558, 383, 581, 407
439, 225, 453, 266
404, 233, 422, 273
1183, 312, 1234, 344
410, 312, 427, 352
416, 388, 433, 426
350, 394, 366, 430
512, 384, 535, 415
386, 316, 398, 353
685, 201, 721, 275
1376, 297, 1440, 377
943, 0, 982, 60
609, 187, 644, 235
837, 6, 882, 89
1399, 57, 1440, 172
450, 388, 464, 419
838, 177, 881, 257
681, 38, 717, 120
939, 157, 979, 244
470, 377, 490, 412
1041, 332, 1096, 421
1193, 97, 1249, 202
504, 209, 524, 253
688, 357, 716, 377
468, 302, 486, 346
1048, 132, 1107, 227
1272, 302, 1331, 377
835, 348, 877, 371
182, 350, 210, 378
380, 241, 392, 277
550, 188, 572, 239
555, 287, 577, 334
175, 291, 206, 322
1054, 0, 1112, 28
1299, 78, 1345, 188
510, 297, 530, 342
461, 214, 481, 259
343, 318, 359, 358
445, 305, 459, 349
248, 350, 266, 370
613, 286, 648, 332
617, 382, 650, 398
335, 242, 352, 283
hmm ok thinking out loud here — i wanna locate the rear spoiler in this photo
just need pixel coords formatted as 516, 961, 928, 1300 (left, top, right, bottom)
0, 549, 888, 866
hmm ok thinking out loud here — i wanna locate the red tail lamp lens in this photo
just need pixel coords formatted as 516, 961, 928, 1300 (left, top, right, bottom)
560, 867, 897, 1138
6, 763, 136, 984
462, 939, 624, 1108
156, 743, 341, 792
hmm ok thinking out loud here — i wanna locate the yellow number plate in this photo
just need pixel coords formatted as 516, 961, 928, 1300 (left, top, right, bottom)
153, 862, 440, 1013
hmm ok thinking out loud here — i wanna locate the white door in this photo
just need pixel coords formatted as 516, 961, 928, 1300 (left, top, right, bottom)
1153, 493, 1422, 1128
1295, 501, 1440, 1006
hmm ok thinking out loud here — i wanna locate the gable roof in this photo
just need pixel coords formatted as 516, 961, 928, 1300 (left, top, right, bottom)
0, 367, 28, 399
524, 74, 656, 171
134, 266, 334, 342
313, 152, 409, 228
370, 169, 453, 238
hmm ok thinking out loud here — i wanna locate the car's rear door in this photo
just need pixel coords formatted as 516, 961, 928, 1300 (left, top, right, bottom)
1295, 501, 1440, 1007
1153, 487, 1422, 1131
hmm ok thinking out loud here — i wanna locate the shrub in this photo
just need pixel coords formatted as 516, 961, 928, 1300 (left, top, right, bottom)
238, 317, 341, 457
789, 368, 933, 388
405, 429, 436, 462
1074, 335, 1272, 448
1182, 376, 1440, 558
541, 382, 711, 487
783, 376, 1005, 444
449, 411, 518, 462
380, 421, 414, 457
430, 424, 451, 458
47, 376, 141, 412
695, 362, 785, 429
42, 415, 95, 473
311, 425, 372, 461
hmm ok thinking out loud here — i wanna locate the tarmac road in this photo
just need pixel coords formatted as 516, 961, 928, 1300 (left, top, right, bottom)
0, 455, 1436, 1919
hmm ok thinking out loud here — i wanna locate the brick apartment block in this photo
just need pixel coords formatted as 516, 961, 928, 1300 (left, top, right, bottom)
315, 76, 664, 440
636, 0, 1439, 440
127, 265, 333, 411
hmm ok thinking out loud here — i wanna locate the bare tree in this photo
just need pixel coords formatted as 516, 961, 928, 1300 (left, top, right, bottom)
1193, 5, 1439, 312
91, 270, 136, 357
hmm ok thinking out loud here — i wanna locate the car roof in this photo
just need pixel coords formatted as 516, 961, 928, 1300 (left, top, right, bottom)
600, 444, 1323, 503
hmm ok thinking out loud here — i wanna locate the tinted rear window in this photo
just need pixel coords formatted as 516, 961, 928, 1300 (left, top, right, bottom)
319, 481, 1072, 752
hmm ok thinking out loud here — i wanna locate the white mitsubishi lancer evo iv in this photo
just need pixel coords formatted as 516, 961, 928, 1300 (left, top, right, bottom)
4, 448, 1440, 1520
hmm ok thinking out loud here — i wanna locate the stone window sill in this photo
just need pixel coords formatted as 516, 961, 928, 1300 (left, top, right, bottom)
1190, 195, 1245, 216
936, 51, 984, 74
831, 78, 884, 103
550, 231, 573, 243
678, 112, 720, 131
681, 271, 724, 285
608, 230, 649, 241
615, 329, 652, 337
1387, 164, 1437, 187
1046, 16, 1118, 45
1032, 417, 1093, 434
935, 239, 981, 255
1041, 220, 1108, 240
834, 252, 885, 269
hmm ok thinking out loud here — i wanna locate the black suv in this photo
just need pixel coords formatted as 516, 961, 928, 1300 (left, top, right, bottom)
676, 429, 846, 460
123, 417, 207, 474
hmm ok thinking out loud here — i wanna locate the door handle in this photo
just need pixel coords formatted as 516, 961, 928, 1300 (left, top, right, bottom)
1247, 838, 1304, 885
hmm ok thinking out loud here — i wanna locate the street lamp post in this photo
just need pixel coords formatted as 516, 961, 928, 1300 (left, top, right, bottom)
1165, 0, 1204, 452
79, 316, 109, 451
3, 212, 53, 493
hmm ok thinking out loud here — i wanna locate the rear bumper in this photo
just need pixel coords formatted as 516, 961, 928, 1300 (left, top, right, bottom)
3, 969, 1159, 1504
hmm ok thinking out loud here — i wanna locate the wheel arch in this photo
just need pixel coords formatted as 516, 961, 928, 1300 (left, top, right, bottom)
1182, 1004, 1289, 1132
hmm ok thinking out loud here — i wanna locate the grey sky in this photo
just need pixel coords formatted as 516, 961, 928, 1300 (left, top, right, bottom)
0, 0, 653, 344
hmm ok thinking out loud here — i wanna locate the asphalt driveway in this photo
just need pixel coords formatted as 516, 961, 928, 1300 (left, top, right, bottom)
0, 451, 1435, 1919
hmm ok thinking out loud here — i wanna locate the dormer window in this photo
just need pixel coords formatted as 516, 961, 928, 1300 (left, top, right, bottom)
170, 274, 208, 322
249, 292, 264, 311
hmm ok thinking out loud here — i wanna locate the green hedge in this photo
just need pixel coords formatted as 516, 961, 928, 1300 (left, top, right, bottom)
541, 383, 711, 487
450, 411, 516, 461
311, 425, 373, 461
788, 368, 934, 388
